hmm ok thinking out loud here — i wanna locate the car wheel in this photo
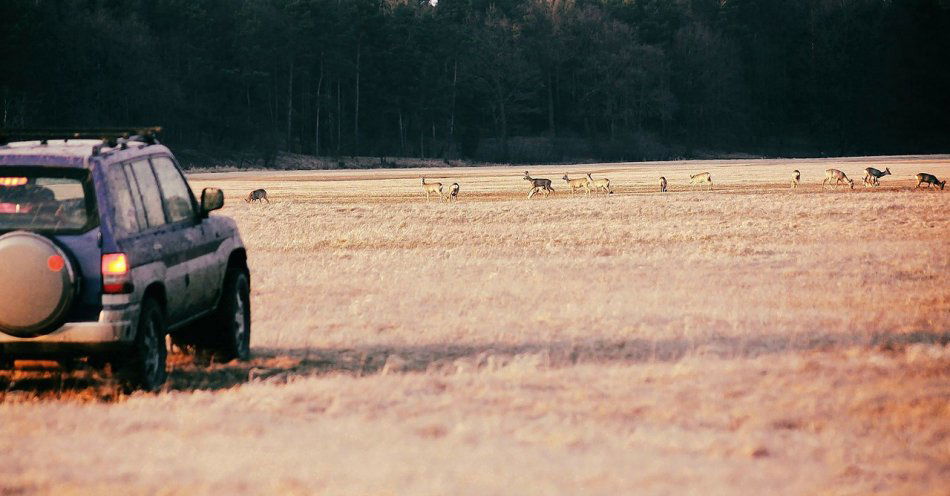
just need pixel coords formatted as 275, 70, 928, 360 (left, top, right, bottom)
213, 268, 251, 361
117, 297, 168, 392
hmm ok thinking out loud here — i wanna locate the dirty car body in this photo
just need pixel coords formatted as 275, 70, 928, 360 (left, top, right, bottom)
0, 132, 250, 390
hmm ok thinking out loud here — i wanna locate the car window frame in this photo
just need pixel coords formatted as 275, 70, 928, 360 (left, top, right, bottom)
102, 161, 141, 236
126, 157, 168, 230
148, 154, 198, 226
119, 162, 148, 234
0, 166, 99, 235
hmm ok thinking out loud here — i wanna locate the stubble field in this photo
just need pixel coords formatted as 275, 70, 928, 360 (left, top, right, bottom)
1, 156, 948, 495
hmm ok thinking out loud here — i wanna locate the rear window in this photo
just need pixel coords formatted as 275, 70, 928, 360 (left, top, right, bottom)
0, 167, 96, 233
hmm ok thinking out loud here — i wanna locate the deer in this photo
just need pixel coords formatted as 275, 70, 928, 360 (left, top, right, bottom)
245, 189, 269, 203
690, 172, 712, 189
823, 169, 854, 189
863, 167, 891, 187
659, 176, 667, 192
523, 171, 554, 198
915, 173, 946, 190
421, 177, 444, 201
448, 182, 460, 201
562, 174, 591, 195
586, 173, 613, 194
791, 170, 800, 189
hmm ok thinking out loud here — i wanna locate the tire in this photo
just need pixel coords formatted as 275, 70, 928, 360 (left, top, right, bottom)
211, 268, 251, 361
116, 298, 168, 392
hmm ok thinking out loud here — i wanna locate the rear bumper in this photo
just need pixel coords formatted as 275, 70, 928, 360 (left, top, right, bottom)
0, 304, 138, 356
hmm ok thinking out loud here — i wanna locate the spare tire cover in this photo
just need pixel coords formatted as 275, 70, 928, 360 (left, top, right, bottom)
0, 231, 77, 337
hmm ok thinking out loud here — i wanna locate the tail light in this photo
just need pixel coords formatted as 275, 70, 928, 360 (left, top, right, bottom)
102, 253, 133, 294
0, 177, 28, 186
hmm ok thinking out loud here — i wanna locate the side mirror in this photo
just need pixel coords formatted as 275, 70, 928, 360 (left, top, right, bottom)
200, 187, 224, 218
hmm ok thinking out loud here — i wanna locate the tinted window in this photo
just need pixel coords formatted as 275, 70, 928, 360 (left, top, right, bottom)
129, 159, 165, 228
103, 165, 139, 235
150, 156, 194, 223
0, 169, 94, 233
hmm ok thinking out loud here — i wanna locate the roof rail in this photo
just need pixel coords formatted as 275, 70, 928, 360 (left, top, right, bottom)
0, 127, 162, 147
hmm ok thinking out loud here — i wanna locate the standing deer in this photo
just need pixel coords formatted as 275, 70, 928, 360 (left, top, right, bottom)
245, 189, 269, 203
690, 172, 712, 189
586, 173, 613, 194
523, 171, 554, 198
823, 169, 854, 189
864, 167, 891, 187
791, 170, 800, 189
659, 176, 667, 192
421, 177, 444, 201
448, 182, 460, 201
915, 173, 946, 190
562, 174, 591, 195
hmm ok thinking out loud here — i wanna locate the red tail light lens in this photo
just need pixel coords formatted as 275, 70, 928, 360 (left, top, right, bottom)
102, 253, 128, 274
102, 253, 133, 294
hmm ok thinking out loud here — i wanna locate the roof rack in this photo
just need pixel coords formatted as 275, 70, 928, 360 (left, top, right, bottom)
0, 127, 162, 147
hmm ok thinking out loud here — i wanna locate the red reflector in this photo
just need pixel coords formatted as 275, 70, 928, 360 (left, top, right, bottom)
0, 177, 28, 186
47, 255, 65, 272
103, 282, 130, 294
102, 253, 128, 275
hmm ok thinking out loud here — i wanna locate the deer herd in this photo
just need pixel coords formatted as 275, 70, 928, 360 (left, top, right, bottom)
414, 166, 943, 201
243, 166, 946, 204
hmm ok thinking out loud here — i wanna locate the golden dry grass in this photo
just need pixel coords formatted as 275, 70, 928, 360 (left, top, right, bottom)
1, 155, 948, 495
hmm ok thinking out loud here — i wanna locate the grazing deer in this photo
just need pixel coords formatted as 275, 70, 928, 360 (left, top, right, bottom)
791, 170, 800, 189
523, 171, 554, 198
245, 189, 269, 203
823, 169, 854, 189
690, 172, 712, 189
448, 182, 460, 201
586, 173, 613, 194
915, 173, 946, 190
421, 176, 444, 201
562, 174, 591, 195
659, 176, 667, 192
863, 167, 891, 187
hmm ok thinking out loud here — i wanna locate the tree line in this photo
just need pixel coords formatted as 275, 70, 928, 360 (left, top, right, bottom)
2, 0, 949, 165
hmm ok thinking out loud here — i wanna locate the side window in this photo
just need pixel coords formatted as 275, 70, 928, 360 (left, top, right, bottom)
122, 163, 148, 230
103, 165, 139, 235
150, 156, 195, 223
129, 159, 166, 228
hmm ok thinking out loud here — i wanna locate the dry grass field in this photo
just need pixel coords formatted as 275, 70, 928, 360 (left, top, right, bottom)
1, 156, 948, 495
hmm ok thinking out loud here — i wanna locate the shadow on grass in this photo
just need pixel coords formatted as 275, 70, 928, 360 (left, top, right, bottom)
2, 330, 946, 402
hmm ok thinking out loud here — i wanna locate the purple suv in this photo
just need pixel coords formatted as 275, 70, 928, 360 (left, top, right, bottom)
0, 129, 250, 391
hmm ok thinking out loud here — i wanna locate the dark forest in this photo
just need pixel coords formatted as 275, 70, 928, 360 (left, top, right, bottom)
2, 0, 949, 165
